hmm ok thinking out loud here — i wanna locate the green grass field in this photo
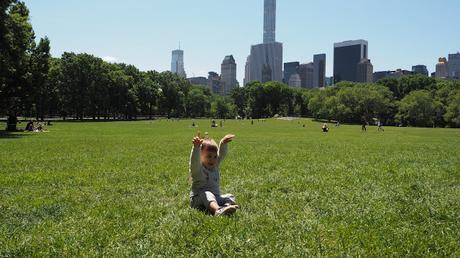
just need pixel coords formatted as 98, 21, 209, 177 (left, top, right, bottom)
1, 119, 459, 256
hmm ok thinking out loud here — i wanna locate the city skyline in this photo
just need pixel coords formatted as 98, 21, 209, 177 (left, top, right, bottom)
24, 0, 460, 85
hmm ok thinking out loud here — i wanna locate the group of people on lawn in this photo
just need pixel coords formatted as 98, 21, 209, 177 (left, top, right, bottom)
25, 120, 48, 132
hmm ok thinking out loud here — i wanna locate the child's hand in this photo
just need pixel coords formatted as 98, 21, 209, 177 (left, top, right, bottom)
192, 136, 203, 147
222, 134, 235, 144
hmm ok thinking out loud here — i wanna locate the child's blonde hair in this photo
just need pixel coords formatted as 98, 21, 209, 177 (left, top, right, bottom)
201, 139, 218, 153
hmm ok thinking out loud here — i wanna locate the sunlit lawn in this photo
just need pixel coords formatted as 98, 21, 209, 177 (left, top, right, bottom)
1, 119, 459, 256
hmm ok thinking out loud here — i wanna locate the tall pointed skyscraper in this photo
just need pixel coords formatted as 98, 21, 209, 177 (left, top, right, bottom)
264, 0, 276, 44
171, 48, 186, 78
246, 0, 283, 84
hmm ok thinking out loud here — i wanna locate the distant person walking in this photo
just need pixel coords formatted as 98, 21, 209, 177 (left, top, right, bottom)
377, 121, 384, 132
361, 121, 367, 132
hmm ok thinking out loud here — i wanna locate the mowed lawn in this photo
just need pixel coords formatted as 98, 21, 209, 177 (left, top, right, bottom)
0, 119, 459, 256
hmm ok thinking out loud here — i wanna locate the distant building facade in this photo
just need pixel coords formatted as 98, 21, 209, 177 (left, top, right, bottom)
448, 53, 460, 78
171, 49, 186, 77
357, 59, 373, 83
220, 55, 238, 95
298, 62, 314, 89
248, 42, 283, 83
325, 77, 334, 86
288, 73, 301, 88
261, 62, 273, 83
208, 72, 222, 95
412, 65, 429, 76
334, 40, 368, 84
188, 77, 208, 87
283, 62, 300, 84
373, 71, 391, 82
313, 54, 326, 88
244, 56, 251, 85
373, 69, 414, 82
436, 57, 449, 78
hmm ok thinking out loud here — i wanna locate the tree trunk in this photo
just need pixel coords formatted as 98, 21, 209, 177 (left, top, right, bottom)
6, 115, 18, 131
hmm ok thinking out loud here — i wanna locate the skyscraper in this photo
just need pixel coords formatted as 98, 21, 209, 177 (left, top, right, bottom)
264, 0, 276, 44
448, 52, 460, 78
244, 56, 251, 85
221, 55, 238, 95
313, 54, 326, 88
412, 65, 429, 76
249, 42, 283, 82
283, 62, 300, 84
334, 40, 368, 84
246, 0, 283, 84
357, 59, 373, 83
436, 57, 448, 78
171, 49, 186, 78
298, 63, 314, 89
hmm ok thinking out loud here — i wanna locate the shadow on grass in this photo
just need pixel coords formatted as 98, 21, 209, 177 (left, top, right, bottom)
0, 130, 34, 139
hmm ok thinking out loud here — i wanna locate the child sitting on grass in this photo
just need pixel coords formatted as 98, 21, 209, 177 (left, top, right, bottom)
189, 134, 239, 216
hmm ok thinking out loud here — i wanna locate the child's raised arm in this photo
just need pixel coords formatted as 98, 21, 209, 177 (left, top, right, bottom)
190, 136, 202, 176
218, 134, 235, 163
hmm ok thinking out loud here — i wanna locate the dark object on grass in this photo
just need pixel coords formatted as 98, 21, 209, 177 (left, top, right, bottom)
25, 121, 34, 132
322, 123, 329, 133
6, 115, 18, 131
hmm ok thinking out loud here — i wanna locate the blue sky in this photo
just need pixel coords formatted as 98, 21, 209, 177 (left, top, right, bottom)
24, 0, 459, 84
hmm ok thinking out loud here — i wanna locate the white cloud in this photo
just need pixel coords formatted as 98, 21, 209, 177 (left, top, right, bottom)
102, 56, 118, 63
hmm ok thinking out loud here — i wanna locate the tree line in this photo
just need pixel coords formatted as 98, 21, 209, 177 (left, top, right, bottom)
230, 77, 459, 127
1, 1, 459, 130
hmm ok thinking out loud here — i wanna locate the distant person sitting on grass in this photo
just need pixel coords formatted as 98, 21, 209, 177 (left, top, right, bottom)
36, 122, 43, 132
25, 121, 34, 132
322, 123, 329, 133
189, 134, 239, 216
